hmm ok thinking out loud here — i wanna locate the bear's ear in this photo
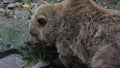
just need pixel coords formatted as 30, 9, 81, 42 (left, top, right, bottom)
37, 15, 47, 26
37, 0, 49, 7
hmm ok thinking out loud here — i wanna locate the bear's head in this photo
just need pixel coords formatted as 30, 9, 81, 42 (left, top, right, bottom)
25, 1, 59, 46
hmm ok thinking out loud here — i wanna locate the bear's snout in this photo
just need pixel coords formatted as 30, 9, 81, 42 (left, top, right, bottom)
24, 34, 38, 46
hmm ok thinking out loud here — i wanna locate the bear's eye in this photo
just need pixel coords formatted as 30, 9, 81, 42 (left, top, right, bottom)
37, 15, 47, 26
30, 27, 39, 36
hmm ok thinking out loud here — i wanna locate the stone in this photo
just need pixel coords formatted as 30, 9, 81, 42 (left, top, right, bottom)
15, 2, 22, 6
34, 61, 50, 68
3, 0, 16, 4
0, 8, 5, 13
14, 10, 27, 18
0, 17, 29, 54
0, 54, 25, 68
7, 3, 16, 9
32, 3, 38, 8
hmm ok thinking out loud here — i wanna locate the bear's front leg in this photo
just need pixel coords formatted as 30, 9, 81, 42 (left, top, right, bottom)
59, 54, 88, 68
91, 43, 120, 68
56, 43, 88, 68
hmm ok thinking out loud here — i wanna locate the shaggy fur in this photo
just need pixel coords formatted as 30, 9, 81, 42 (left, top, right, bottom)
25, 0, 120, 68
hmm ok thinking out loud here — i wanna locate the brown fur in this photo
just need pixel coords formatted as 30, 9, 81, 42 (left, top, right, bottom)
25, 0, 120, 68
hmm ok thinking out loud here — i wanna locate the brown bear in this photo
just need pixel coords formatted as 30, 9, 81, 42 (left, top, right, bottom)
25, 0, 120, 68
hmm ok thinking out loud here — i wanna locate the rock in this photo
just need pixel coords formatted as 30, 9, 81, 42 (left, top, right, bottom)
0, 17, 29, 53
15, 2, 22, 6
3, 0, 16, 4
0, 54, 25, 68
14, 10, 23, 18
0, 49, 19, 58
14, 10, 27, 18
32, 3, 38, 8
0, 8, 5, 13
34, 61, 50, 68
7, 2, 23, 9
7, 3, 16, 9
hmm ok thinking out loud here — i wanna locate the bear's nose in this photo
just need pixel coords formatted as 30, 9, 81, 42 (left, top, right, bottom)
24, 35, 33, 46
24, 39, 31, 46
24, 33, 34, 45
